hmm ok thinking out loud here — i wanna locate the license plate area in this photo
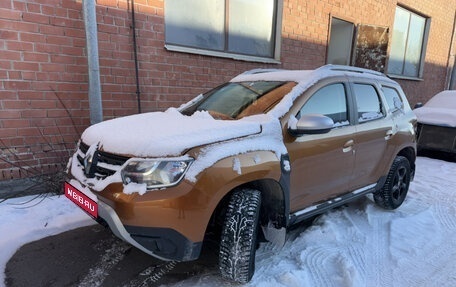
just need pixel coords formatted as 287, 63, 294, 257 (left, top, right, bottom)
64, 181, 98, 218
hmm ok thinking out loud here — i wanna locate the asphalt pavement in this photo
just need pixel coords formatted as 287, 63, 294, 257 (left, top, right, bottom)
5, 224, 219, 287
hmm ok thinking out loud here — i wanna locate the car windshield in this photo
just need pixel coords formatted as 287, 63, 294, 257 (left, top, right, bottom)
181, 81, 287, 119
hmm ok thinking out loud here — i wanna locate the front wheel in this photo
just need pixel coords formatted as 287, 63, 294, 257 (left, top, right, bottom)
219, 188, 261, 283
374, 156, 411, 210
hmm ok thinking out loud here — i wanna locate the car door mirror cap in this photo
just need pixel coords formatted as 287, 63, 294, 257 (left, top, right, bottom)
288, 114, 334, 136
414, 102, 423, 109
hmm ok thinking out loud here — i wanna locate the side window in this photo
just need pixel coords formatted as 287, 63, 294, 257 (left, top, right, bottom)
353, 84, 384, 123
298, 83, 349, 127
382, 86, 403, 112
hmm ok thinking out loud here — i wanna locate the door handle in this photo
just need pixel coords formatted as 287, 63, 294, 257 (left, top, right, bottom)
343, 139, 354, 153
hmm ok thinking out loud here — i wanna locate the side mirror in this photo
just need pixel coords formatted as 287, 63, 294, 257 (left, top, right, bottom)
393, 97, 403, 110
414, 102, 423, 109
288, 114, 334, 136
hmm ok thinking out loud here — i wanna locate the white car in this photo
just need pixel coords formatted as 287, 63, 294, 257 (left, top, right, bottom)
414, 90, 456, 157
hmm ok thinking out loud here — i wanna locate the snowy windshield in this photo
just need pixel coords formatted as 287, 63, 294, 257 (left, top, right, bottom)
181, 81, 286, 119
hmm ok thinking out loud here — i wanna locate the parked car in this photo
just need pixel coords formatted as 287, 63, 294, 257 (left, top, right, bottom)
414, 90, 456, 157
65, 65, 417, 283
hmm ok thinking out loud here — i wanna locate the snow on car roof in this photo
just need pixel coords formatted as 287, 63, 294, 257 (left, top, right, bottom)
415, 90, 456, 127
230, 65, 392, 84
424, 90, 456, 109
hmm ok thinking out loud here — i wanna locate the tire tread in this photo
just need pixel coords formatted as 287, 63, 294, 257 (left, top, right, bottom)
219, 189, 261, 283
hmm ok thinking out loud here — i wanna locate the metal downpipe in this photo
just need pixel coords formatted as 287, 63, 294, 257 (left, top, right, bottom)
82, 0, 103, 124
131, 0, 142, 113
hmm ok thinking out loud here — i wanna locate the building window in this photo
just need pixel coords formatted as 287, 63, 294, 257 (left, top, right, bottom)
352, 24, 389, 72
164, 0, 280, 62
327, 18, 355, 66
388, 7, 429, 78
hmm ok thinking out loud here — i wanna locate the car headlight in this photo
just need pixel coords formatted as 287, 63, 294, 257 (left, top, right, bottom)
121, 159, 192, 189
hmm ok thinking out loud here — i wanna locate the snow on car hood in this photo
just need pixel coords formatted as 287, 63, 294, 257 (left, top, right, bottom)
81, 108, 262, 157
414, 107, 456, 127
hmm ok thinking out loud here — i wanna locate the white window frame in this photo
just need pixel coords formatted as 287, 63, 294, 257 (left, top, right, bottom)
164, 0, 282, 64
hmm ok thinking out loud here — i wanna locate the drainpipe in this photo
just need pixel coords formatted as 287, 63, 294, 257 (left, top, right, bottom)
451, 57, 456, 90
82, 0, 103, 124
131, 0, 141, 113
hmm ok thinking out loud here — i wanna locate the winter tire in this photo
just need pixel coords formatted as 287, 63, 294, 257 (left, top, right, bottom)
219, 188, 261, 283
374, 156, 411, 210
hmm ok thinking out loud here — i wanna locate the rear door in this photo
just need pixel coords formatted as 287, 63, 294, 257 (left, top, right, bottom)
349, 80, 395, 190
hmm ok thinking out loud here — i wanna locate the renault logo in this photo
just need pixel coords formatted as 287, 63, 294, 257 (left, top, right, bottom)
83, 147, 98, 178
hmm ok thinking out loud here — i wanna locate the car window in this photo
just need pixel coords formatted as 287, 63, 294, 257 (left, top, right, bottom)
353, 84, 384, 123
297, 83, 349, 127
382, 86, 403, 112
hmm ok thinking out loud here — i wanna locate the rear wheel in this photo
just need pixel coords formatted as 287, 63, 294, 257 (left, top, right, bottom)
374, 156, 411, 209
219, 188, 261, 283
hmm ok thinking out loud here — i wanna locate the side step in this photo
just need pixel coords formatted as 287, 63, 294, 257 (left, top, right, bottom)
289, 183, 377, 226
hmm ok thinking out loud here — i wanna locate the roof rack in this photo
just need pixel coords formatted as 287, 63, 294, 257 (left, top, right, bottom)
241, 68, 286, 75
317, 64, 386, 77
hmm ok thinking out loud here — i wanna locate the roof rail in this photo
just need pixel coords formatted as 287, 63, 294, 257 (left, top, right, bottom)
317, 64, 385, 77
241, 68, 286, 75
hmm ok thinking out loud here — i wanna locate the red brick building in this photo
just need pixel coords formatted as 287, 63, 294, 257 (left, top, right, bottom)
0, 0, 455, 181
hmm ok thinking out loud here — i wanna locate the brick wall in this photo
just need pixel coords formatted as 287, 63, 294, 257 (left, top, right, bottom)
0, 0, 455, 181
0, 0, 89, 180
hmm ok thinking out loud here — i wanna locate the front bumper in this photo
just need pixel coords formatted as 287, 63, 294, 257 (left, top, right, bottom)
97, 200, 202, 261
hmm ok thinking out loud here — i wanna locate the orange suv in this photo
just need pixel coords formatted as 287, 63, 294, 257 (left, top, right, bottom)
65, 65, 417, 283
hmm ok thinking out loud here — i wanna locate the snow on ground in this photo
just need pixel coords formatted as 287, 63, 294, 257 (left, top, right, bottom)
1, 156, 456, 287
0, 196, 94, 285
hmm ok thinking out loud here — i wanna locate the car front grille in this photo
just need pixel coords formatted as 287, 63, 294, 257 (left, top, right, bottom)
77, 141, 130, 179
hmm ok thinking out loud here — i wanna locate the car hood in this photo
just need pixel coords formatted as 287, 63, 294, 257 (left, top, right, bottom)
81, 108, 263, 157
414, 107, 456, 127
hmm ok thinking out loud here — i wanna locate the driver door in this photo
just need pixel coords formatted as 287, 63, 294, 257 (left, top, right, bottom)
284, 82, 356, 212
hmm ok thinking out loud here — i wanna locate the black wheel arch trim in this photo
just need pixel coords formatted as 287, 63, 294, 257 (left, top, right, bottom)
278, 154, 291, 227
